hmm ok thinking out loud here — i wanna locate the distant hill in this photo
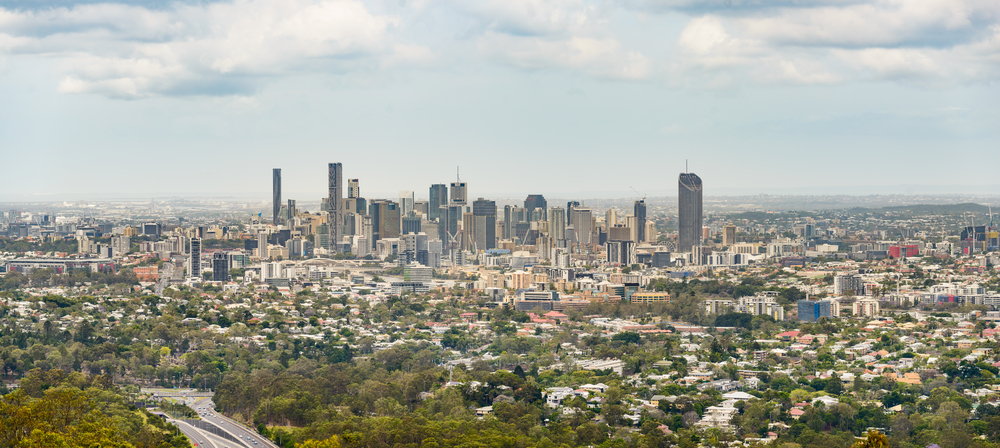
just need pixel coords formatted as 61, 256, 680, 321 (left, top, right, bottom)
846, 203, 991, 215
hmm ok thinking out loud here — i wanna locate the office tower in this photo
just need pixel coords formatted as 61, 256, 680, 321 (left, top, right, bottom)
315, 224, 330, 250
273, 169, 281, 226
328, 163, 343, 252
348, 179, 360, 198
440, 204, 461, 251
429, 184, 448, 222
257, 232, 267, 259
399, 191, 414, 216
369, 200, 400, 244
287, 199, 296, 223
549, 207, 566, 241
606, 209, 618, 227
524, 194, 547, 220
402, 214, 422, 234
472, 198, 497, 250
345, 197, 367, 215
450, 176, 467, 206
678, 172, 703, 252
572, 208, 593, 245
634, 200, 646, 243
212, 252, 230, 282
462, 212, 475, 251
606, 240, 636, 266
625, 216, 639, 243
566, 201, 580, 218
189, 238, 202, 279
723, 224, 737, 246
503, 205, 515, 239
608, 225, 631, 242
414, 201, 429, 216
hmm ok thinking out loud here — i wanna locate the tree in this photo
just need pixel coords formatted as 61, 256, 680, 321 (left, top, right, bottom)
851, 430, 889, 448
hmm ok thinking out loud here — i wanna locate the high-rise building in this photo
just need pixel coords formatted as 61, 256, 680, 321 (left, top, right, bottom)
287, 199, 297, 223
572, 208, 593, 245
189, 237, 202, 280
503, 205, 523, 239
462, 212, 475, 252
723, 224, 737, 246
450, 181, 467, 205
348, 179, 360, 199
399, 191, 414, 217
272, 169, 281, 226
440, 204, 461, 251
212, 252, 230, 282
606, 240, 636, 266
549, 207, 566, 241
678, 172, 703, 252
797, 299, 838, 322
369, 200, 400, 244
634, 200, 646, 243
429, 184, 448, 222
472, 198, 497, 250
328, 163, 343, 252
606, 209, 619, 227
402, 214, 422, 234
524, 194, 547, 220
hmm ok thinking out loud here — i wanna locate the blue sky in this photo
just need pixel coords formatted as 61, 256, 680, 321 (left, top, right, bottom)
1, 0, 999, 201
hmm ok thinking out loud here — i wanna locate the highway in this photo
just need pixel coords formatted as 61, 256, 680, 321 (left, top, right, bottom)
190, 397, 278, 448
171, 419, 216, 448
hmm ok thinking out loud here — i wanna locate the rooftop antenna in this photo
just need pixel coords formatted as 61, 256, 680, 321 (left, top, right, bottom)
685, 159, 688, 174
457, 166, 461, 183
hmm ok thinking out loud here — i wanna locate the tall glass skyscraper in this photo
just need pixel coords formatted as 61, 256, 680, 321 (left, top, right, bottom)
472, 198, 497, 250
634, 200, 646, 243
272, 168, 281, 226
524, 194, 547, 220
678, 172, 703, 252
429, 184, 447, 222
328, 163, 343, 253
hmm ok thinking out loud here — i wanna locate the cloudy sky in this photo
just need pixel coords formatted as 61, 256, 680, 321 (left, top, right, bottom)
1, 0, 998, 201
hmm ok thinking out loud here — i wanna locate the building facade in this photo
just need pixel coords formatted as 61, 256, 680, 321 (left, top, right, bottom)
678, 172, 703, 252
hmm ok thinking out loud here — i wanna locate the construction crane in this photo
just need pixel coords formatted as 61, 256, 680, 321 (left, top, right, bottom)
630, 186, 647, 201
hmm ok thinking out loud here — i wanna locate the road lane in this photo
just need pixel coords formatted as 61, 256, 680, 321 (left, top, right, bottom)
171, 419, 217, 448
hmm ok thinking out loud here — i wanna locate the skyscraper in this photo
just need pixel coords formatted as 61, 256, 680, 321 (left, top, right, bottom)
212, 252, 230, 282
549, 207, 566, 241
399, 191, 415, 217
573, 208, 593, 245
441, 204, 462, 251
287, 199, 296, 224
524, 194, 547, 220
472, 198, 497, 250
451, 169, 467, 207
328, 163, 343, 253
272, 169, 281, 226
634, 200, 646, 243
429, 184, 447, 222
450, 181, 467, 205
369, 200, 400, 244
678, 172, 703, 252
189, 237, 202, 280
348, 179, 360, 199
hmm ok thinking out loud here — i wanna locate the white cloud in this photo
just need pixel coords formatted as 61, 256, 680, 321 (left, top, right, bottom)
0, 0, 424, 98
453, 0, 653, 80
2, 0, 998, 95
669, 0, 1000, 86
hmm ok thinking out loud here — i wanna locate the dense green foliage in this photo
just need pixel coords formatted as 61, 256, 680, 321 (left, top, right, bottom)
0, 369, 190, 448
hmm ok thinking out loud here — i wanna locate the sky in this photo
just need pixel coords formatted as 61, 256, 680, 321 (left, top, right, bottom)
1, 0, 999, 202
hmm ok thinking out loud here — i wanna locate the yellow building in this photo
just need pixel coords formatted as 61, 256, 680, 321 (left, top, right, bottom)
630, 292, 671, 304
